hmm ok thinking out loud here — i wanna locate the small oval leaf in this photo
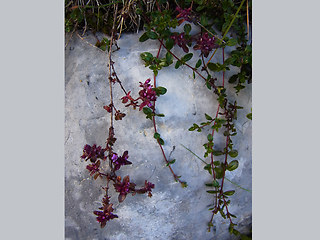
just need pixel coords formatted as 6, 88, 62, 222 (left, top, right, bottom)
227, 160, 239, 171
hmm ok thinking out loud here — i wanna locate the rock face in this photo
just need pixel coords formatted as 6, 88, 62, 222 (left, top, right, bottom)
65, 31, 252, 240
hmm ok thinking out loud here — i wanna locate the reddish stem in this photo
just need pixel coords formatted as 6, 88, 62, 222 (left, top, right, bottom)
210, 48, 226, 218
151, 43, 183, 184
158, 39, 208, 83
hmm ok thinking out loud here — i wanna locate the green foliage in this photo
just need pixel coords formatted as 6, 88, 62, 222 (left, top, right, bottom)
184, 24, 192, 35
141, 52, 173, 75
228, 150, 238, 158
166, 159, 176, 166
227, 160, 239, 171
153, 86, 167, 96
95, 38, 110, 51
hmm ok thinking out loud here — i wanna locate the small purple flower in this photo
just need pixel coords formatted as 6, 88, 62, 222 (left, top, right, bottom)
93, 202, 118, 228
121, 91, 134, 104
170, 32, 190, 53
81, 144, 106, 162
86, 160, 100, 176
135, 180, 155, 197
138, 79, 157, 111
193, 32, 218, 57
176, 6, 192, 24
114, 175, 136, 202
111, 151, 132, 171
144, 180, 155, 192
144, 180, 155, 197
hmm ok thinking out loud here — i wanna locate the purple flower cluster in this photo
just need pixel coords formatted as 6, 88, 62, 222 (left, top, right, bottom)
81, 144, 106, 162
86, 160, 100, 176
135, 180, 155, 197
176, 6, 192, 24
193, 32, 218, 57
111, 151, 132, 171
121, 91, 134, 104
114, 176, 136, 202
138, 79, 157, 110
93, 196, 118, 228
171, 32, 190, 53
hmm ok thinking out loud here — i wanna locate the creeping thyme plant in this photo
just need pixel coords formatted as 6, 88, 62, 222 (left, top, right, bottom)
66, 0, 252, 236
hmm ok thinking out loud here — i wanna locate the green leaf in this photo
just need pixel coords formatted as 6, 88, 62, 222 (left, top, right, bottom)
214, 167, 223, 179
205, 113, 212, 120
159, 138, 165, 145
228, 150, 238, 158
213, 161, 220, 166
147, 31, 158, 39
247, 113, 252, 120
206, 180, 220, 188
193, 71, 195, 79
182, 53, 193, 62
181, 182, 188, 188
229, 74, 238, 83
165, 52, 173, 64
220, 209, 227, 219
207, 134, 213, 142
139, 32, 149, 42
207, 62, 221, 72
204, 164, 212, 175
156, 113, 165, 117
213, 180, 220, 187
195, 59, 202, 68
212, 150, 224, 156
175, 60, 182, 69
200, 15, 209, 26
154, 86, 167, 95
227, 38, 237, 46
154, 132, 160, 140
205, 179, 219, 187
224, 190, 235, 196
140, 52, 154, 62
184, 24, 192, 34
143, 107, 152, 115
165, 38, 174, 50
227, 160, 239, 171
207, 190, 219, 194
166, 159, 176, 166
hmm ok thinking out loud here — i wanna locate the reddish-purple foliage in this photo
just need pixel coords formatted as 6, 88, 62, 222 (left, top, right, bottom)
81, 144, 106, 162
171, 32, 190, 53
114, 176, 136, 202
176, 6, 192, 24
138, 79, 157, 110
86, 160, 101, 176
93, 196, 118, 228
111, 151, 132, 171
193, 32, 218, 58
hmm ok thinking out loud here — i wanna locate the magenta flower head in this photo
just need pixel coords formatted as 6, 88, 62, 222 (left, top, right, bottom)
111, 151, 132, 171
114, 176, 136, 202
170, 32, 190, 53
121, 91, 134, 104
136, 180, 155, 197
138, 79, 157, 111
176, 6, 192, 24
93, 202, 118, 228
86, 160, 101, 176
81, 144, 106, 162
193, 32, 218, 57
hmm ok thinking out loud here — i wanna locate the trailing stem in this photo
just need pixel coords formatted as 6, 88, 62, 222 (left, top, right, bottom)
152, 42, 184, 185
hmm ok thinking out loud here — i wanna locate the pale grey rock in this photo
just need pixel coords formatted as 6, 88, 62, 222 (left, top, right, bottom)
65, 30, 251, 240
